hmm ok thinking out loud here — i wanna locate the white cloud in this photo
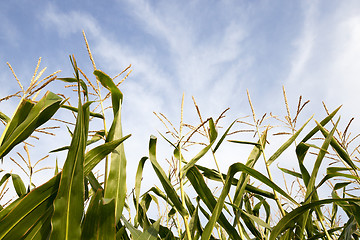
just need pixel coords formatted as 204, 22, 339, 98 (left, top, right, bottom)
41, 3, 100, 37
286, 0, 318, 85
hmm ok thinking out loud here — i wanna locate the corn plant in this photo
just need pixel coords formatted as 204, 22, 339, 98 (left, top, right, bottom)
0, 33, 359, 239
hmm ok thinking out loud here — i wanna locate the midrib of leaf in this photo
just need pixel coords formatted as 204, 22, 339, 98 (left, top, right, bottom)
65, 140, 83, 239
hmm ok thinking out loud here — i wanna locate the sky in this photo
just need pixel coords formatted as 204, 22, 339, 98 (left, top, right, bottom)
1, 0, 360, 205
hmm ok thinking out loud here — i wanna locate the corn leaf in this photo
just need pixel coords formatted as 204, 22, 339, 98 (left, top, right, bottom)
81, 189, 116, 240
11, 174, 26, 197
83, 134, 131, 176
0, 91, 63, 159
0, 112, 10, 123
0, 173, 61, 239
0, 99, 34, 145
269, 198, 360, 240
95, 70, 127, 224
61, 104, 104, 119
186, 167, 240, 239
137, 218, 160, 240
201, 162, 297, 240
148, 136, 188, 218
50, 58, 88, 240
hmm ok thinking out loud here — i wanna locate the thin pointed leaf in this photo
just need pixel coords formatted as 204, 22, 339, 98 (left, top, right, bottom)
186, 167, 240, 239
269, 198, 360, 240
148, 136, 188, 217
61, 104, 104, 119
278, 167, 302, 179
300, 106, 341, 143
201, 162, 297, 240
213, 119, 236, 153
317, 123, 358, 171
267, 116, 312, 166
182, 119, 217, 175
121, 216, 142, 239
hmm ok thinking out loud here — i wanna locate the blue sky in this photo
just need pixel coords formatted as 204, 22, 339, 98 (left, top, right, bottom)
1, 0, 360, 202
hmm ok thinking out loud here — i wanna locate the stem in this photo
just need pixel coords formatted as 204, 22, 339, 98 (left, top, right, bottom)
178, 93, 192, 240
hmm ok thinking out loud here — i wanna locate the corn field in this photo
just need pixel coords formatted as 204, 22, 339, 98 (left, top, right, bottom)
0, 34, 359, 239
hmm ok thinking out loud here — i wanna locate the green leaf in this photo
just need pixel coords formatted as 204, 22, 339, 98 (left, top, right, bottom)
11, 174, 26, 197
0, 112, 10, 123
182, 119, 217, 175
50, 57, 89, 240
81, 190, 116, 240
299, 106, 341, 143
137, 218, 160, 240
186, 167, 240, 239
148, 136, 188, 218
201, 162, 297, 240
233, 130, 267, 206
95, 69, 127, 224
121, 216, 142, 239
104, 106, 127, 224
269, 198, 360, 240
305, 119, 339, 201
0, 174, 61, 239
339, 216, 357, 240
84, 135, 131, 176
57, 77, 88, 96
87, 172, 103, 192
61, 104, 104, 119
135, 156, 148, 226
94, 70, 123, 114
317, 122, 358, 171
267, 116, 312, 166
278, 167, 302, 179
0, 99, 34, 146
0, 92, 63, 159
213, 119, 236, 153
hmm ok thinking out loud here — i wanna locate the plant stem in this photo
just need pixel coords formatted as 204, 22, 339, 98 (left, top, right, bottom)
179, 93, 192, 240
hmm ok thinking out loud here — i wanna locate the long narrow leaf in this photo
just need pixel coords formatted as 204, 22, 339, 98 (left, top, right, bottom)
148, 136, 188, 217
50, 57, 88, 240
269, 198, 360, 240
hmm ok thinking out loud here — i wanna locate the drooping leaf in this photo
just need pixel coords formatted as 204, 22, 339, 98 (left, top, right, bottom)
148, 136, 188, 218
269, 198, 360, 240
201, 162, 298, 240
186, 167, 240, 239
